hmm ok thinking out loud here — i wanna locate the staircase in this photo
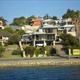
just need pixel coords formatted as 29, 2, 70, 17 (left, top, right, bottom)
53, 44, 69, 58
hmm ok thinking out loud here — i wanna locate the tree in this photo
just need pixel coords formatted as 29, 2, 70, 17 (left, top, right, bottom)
60, 33, 80, 48
0, 28, 12, 46
4, 27, 14, 34
8, 34, 21, 44
0, 17, 7, 26
11, 16, 37, 26
62, 9, 80, 19
26, 15, 36, 25
52, 16, 57, 20
0, 29, 12, 37
62, 9, 80, 43
43, 14, 52, 20
0, 26, 25, 45
11, 16, 27, 26
15, 30, 25, 36
27, 15, 36, 20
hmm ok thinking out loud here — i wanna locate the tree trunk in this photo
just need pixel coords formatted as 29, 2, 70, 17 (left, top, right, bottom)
19, 41, 26, 58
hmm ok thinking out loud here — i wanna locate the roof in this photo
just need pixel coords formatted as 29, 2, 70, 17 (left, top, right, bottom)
33, 31, 45, 34
42, 23, 58, 28
60, 24, 75, 28
43, 19, 53, 22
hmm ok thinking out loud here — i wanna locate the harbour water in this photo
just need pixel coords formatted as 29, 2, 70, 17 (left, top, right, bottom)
0, 66, 80, 80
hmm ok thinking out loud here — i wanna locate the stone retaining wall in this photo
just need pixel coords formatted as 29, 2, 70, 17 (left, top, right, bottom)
0, 59, 80, 67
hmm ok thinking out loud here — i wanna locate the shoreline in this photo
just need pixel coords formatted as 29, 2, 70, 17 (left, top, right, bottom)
0, 58, 80, 67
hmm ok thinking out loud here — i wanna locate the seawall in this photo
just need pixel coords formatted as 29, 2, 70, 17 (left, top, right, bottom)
0, 58, 80, 67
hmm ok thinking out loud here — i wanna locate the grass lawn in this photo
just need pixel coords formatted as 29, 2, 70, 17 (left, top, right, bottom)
2, 44, 22, 58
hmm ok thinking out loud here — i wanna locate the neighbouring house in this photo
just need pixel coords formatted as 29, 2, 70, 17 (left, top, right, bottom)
31, 18, 43, 26
21, 25, 42, 34
58, 18, 76, 36
43, 19, 56, 24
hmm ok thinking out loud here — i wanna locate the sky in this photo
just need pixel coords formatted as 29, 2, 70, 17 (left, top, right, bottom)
0, 0, 80, 24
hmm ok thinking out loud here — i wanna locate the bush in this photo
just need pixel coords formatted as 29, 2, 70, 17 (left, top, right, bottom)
39, 47, 45, 54
0, 46, 5, 57
34, 47, 41, 57
60, 33, 80, 48
8, 34, 20, 44
12, 48, 22, 56
45, 46, 52, 56
24, 46, 35, 57
50, 47, 57, 56
45, 46, 58, 56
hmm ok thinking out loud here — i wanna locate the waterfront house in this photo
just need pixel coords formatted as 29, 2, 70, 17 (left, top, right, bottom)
21, 18, 76, 46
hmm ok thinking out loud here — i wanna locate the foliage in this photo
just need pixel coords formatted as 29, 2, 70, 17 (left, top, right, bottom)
43, 14, 52, 20
60, 33, 80, 48
4, 27, 14, 34
49, 47, 57, 56
0, 17, 7, 26
0, 46, 5, 57
34, 47, 45, 57
1, 27, 25, 45
11, 15, 36, 26
24, 46, 35, 57
62, 9, 80, 19
43, 14, 57, 20
15, 30, 25, 35
12, 48, 22, 56
39, 47, 45, 54
52, 16, 57, 20
34, 47, 41, 57
8, 34, 21, 44
45, 46, 57, 56
26, 15, 36, 25
27, 15, 36, 20
0, 29, 12, 37
11, 16, 27, 26
45, 46, 51, 56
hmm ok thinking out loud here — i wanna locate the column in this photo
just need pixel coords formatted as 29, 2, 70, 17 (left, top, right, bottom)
33, 40, 36, 47
53, 40, 55, 46
43, 40, 46, 47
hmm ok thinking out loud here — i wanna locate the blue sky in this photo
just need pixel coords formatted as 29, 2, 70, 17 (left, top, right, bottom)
0, 0, 80, 23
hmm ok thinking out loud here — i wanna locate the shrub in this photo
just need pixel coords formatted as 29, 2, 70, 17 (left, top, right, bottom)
60, 33, 80, 48
8, 34, 20, 44
50, 47, 57, 56
12, 48, 22, 56
24, 46, 35, 57
0, 46, 5, 57
39, 47, 45, 54
45, 46, 58, 56
34, 47, 41, 57
45, 46, 52, 56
